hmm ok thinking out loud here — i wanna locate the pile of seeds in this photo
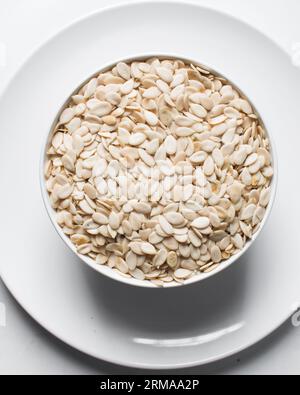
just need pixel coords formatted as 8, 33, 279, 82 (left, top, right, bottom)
45, 57, 273, 286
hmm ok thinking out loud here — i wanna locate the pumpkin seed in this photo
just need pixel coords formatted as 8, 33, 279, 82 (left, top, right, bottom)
191, 217, 210, 229
174, 268, 192, 279
167, 251, 178, 269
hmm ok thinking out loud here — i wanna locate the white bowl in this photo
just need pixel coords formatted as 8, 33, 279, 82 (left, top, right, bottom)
40, 54, 278, 288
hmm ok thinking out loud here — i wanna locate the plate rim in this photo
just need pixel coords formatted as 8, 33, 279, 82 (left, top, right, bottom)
0, 0, 298, 369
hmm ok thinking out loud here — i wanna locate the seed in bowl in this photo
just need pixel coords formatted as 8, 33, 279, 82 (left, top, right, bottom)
44, 57, 273, 286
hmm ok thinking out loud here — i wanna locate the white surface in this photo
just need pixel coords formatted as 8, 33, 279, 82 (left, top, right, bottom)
0, 0, 300, 375
2, 0, 300, 369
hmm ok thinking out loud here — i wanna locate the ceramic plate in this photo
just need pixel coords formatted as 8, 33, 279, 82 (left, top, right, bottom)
0, 1, 299, 369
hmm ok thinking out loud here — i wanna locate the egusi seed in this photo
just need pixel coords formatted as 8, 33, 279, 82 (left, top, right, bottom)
45, 57, 273, 285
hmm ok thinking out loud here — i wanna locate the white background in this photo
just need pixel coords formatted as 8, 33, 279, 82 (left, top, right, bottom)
0, 0, 300, 375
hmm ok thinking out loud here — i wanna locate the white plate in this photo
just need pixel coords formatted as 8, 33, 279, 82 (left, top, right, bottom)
0, 1, 299, 369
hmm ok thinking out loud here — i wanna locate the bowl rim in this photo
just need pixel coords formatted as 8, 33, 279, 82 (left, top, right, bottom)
40, 52, 278, 289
